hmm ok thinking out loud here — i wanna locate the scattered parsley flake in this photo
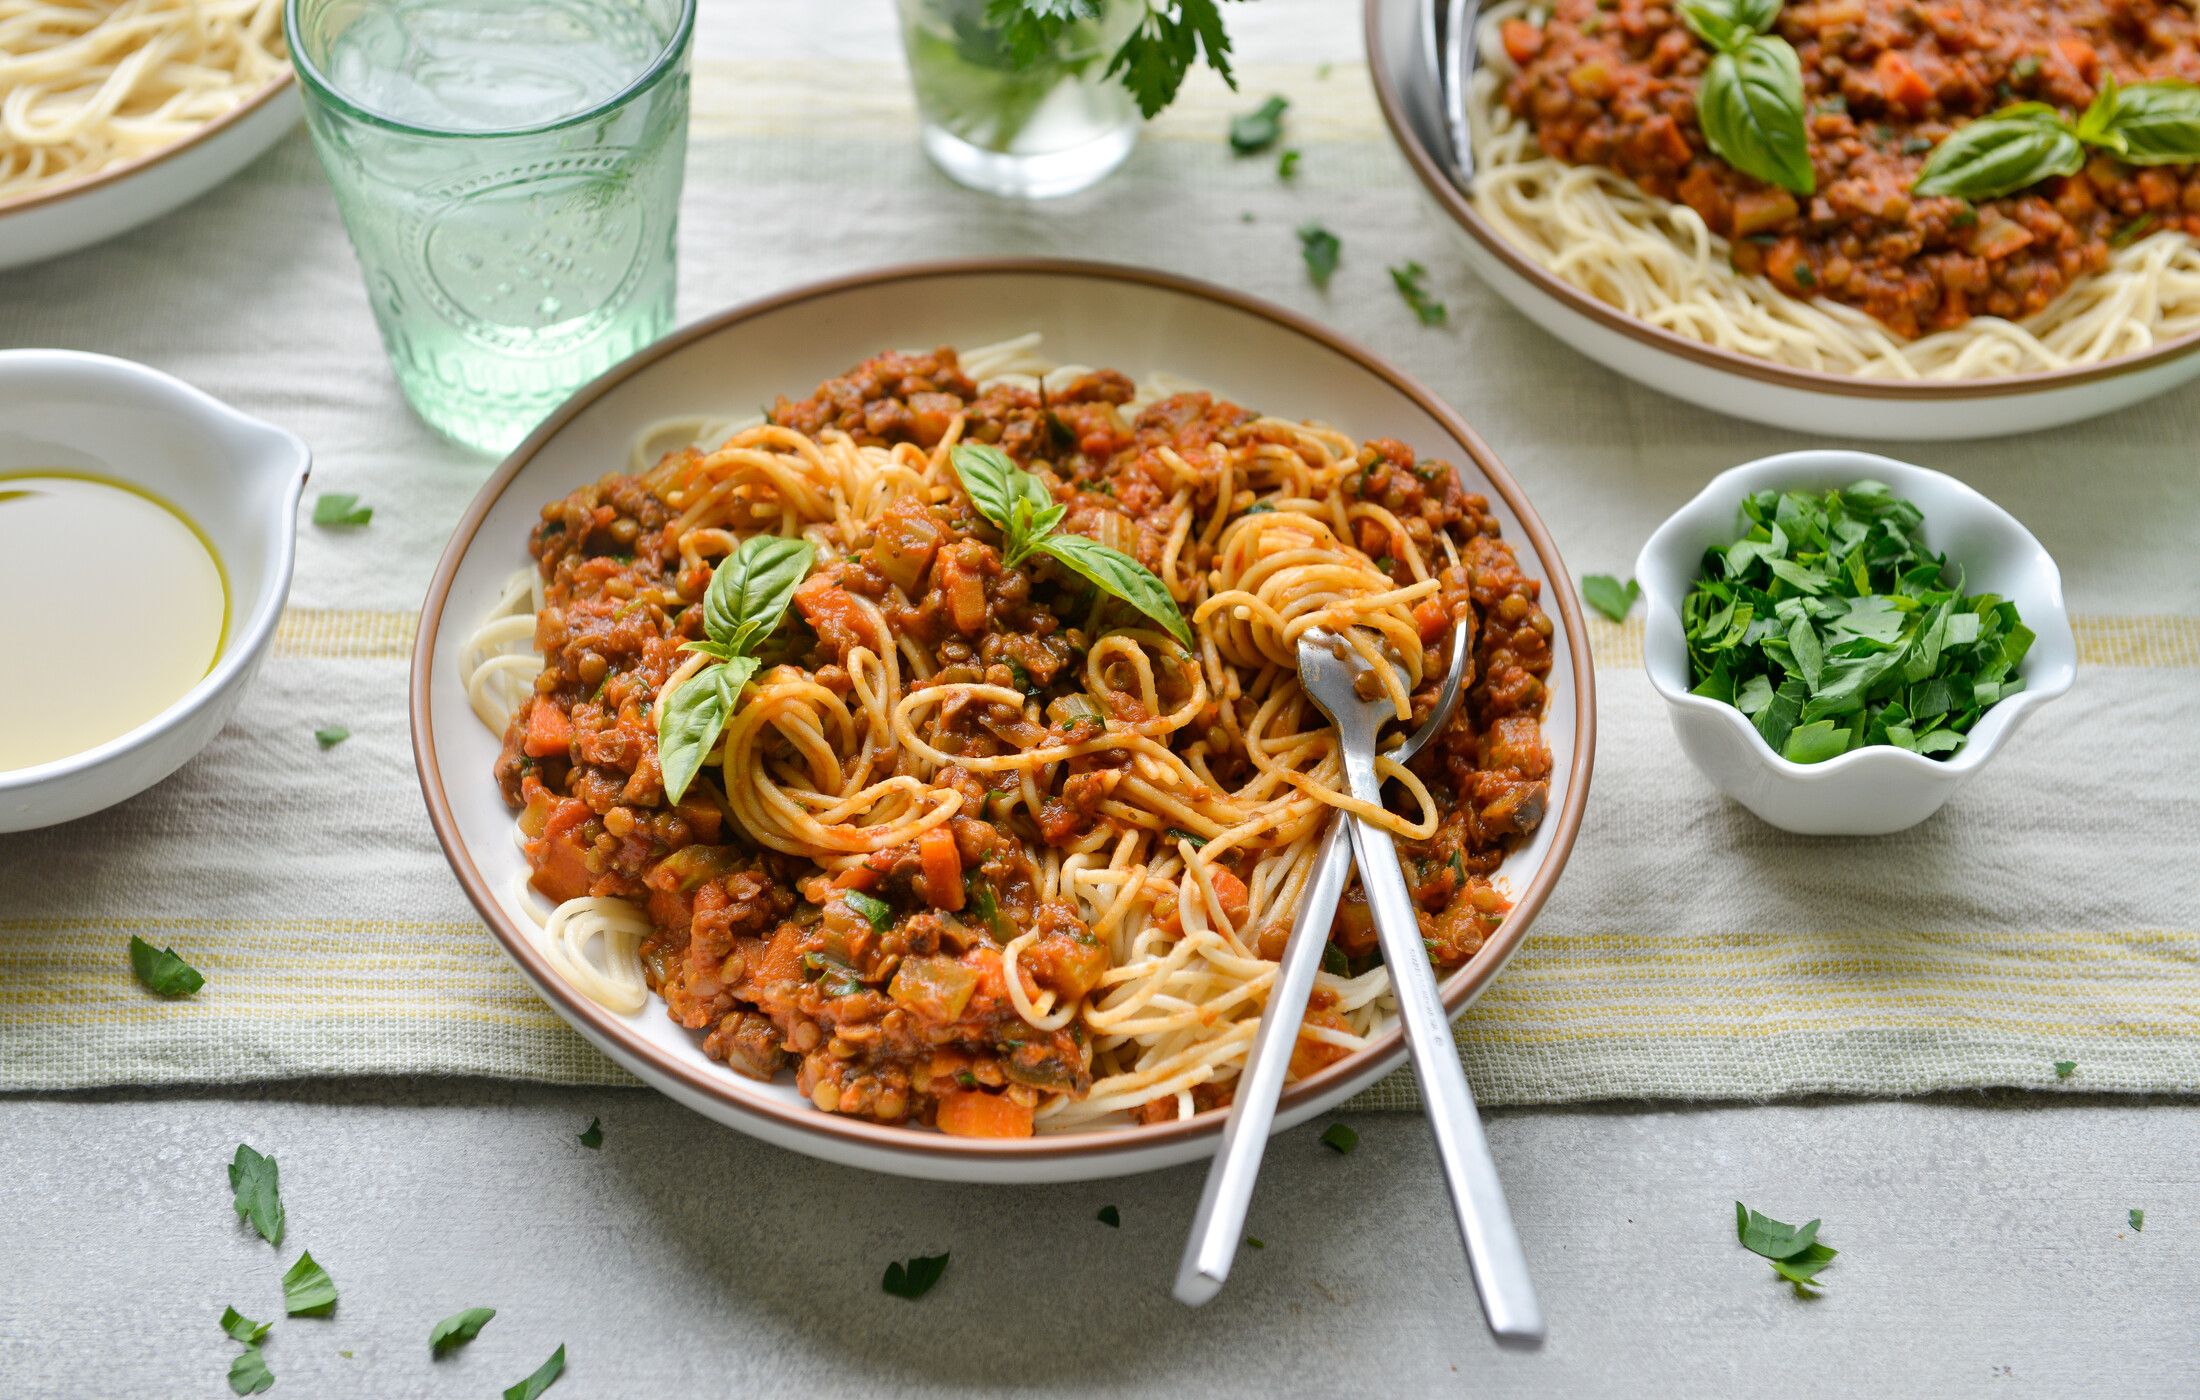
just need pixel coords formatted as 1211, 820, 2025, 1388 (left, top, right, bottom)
1277, 147, 1301, 181
1315, 62, 1332, 79
2130, 1208, 2145, 1232
430, 1306, 496, 1354
578, 1118, 603, 1149
1297, 223, 1340, 289
228, 1145, 283, 1247
228, 1347, 273, 1396
1105, 0, 1238, 119
311, 493, 372, 528
1096, 1205, 1121, 1228
313, 726, 349, 749
1735, 1202, 1838, 1295
1230, 94, 1288, 154
1247, 1236, 1266, 1249
1581, 574, 1642, 622
282, 1250, 338, 1317
882, 1252, 950, 1300
1319, 1122, 1358, 1155
1389, 261, 1448, 326
130, 935, 204, 997
220, 1306, 271, 1345
2053, 1060, 2077, 1080
503, 1344, 567, 1400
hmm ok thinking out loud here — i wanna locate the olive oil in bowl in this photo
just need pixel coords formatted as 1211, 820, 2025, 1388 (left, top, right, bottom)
0, 472, 230, 771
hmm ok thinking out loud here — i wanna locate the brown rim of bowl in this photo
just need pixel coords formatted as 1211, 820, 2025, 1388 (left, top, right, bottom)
409, 257, 1598, 1164
0, 70, 295, 219
1362, 0, 2200, 401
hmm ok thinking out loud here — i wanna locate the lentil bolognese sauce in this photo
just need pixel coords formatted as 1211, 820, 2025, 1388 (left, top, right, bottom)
465, 338, 1553, 1137
1470, 0, 2200, 377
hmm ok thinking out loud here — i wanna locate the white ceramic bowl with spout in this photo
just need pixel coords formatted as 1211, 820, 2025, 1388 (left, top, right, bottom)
1636, 450, 2076, 836
0, 351, 309, 832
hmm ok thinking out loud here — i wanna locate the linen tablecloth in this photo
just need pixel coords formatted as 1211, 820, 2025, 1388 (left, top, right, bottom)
3, 0, 2194, 1106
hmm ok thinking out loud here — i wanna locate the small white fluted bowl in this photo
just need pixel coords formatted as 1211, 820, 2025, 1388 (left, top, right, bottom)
0, 351, 310, 832
1635, 450, 2075, 836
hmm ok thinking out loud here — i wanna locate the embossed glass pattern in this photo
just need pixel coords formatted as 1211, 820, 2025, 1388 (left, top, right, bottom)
287, 0, 695, 454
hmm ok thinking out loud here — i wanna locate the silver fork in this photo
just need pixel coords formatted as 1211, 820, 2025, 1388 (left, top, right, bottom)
1174, 623, 1472, 1306
1297, 627, 1542, 1344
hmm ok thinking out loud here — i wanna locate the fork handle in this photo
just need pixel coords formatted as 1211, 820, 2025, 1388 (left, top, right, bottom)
1173, 819, 1353, 1305
1347, 805, 1546, 1346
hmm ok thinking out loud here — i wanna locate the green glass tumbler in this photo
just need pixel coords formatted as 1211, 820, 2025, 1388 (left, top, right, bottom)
287, 0, 696, 454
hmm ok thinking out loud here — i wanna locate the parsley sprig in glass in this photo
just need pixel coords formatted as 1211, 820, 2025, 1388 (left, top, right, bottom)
1683, 481, 2033, 764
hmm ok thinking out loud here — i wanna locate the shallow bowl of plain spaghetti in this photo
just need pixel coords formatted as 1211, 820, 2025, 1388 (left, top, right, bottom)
0, 0, 297, 271
1368, 0, 2200, 439
411, 259, 1595, 1183
1637, 450, 2074, 836
0, 350, 309, 831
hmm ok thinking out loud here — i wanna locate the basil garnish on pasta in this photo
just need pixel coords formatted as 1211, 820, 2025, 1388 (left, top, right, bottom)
950, 444, 1193, 646
1680, 0, 1813, 196
656, 534, 816, 803
1915, 77, 2200, 200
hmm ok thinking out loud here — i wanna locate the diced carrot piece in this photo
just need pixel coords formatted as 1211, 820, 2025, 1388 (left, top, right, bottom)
938, 546, 988, 634
522, 697, 573, 758
1500, 18, 1543, 65
2057, 37, 2097, 81
935, 1088, 1034, 1138
1288, 1004, 1356, 1080
1206, 868, 1251, 928
833, 863, 881, 891
1412, 598, 1450, 645
917, 825, 965, 911
1875, 51, 1932, 113
528, 798, 594, 902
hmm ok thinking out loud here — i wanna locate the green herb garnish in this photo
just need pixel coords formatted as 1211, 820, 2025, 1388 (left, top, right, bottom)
950, 444, 1191, 646
314, 726, 349, 749
2130, 1208, 2145, 1232
504, 1344, 567, 1400
1914, 77, 2200, 200
2053, 1059, 2076, 1080
578, 1118, 603, 1149
430, 1306, 496, 1353
131, 935, 205, 998
220, 1306, 272, 1345
1319, 1122, 1358, 1155
1166, 827, 1209, 849
228, 1347, 274, 1396
1247, 1235, 1266, 1248
657, 533, 816, 803
1735, 1201, 1837, 1294
1581, 574, 1641, 622
1388, 261, 1447, 325
842, 888, 895, 933
882, 1252, 951, 1299
1297, 222, 1340, 289
1230, 94, 1287, 153
1097, 1205, 1121, 1227
311, 492, 372, 527
228, 1144, 283, 1246
1277, 147, 1301, 180
1682, 481, 2031, 764
281, 1251, 338, 1316
1679, 0, 1814, 195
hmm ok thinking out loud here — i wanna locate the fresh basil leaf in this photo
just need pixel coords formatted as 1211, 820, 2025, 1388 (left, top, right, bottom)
578, 1117, 603, 1149
2095, 78, 2200, 165
1229, 94, 1288, 154
311, 492, 372, 527
282, 1250, 338, 1316
2053, 1059, 2077, 1080
1699, 35, 1815, 195
882, 1252, 950, 1299
1034, 531, 1193, 647
228, 1346, 274, 1396
949, 443, 1023, 537
1320, 1122, 1358, 1155
1297, 222, 1341, 289
841, 888, 894, 932
504, 1343, 567, 1400
228, 1144, 283, 1247
1913, 104, 2083, 199
1581, 574, 1641, 622
1096, 1205, 1121, 1228
314, 725, 349, 749
430, 1306, 497, 1353
1388, 260, 1448, 326
131, 935, 205, 997
656, 654, 757, 805
702, 534, 815, 656
1677, 0, 1777, 53
220, 1306, 272, 1345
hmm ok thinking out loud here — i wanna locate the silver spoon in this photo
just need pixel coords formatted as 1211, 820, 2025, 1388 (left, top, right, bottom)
1257, 627, 1545, 1344
1174, 622, 1472, 1307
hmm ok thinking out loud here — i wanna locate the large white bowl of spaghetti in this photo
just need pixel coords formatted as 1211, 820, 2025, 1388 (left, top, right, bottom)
1368, 0, 2200, 439
412, 260, 1594, 1183
0, 0, 297, 270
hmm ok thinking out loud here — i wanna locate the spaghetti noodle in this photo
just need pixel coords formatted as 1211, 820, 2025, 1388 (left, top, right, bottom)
470, 340, 1555, 1135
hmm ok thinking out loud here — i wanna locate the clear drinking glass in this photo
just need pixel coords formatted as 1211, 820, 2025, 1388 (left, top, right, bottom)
287, 0, 696, 454
896, 0, 1141, 199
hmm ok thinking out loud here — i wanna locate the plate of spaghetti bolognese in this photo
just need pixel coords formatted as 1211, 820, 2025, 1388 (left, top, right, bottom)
411, 260, 1594, 1182
1370, 0, 2200, 438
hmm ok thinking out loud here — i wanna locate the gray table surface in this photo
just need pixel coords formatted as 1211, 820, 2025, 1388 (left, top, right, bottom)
6, 1084, 2194, 1397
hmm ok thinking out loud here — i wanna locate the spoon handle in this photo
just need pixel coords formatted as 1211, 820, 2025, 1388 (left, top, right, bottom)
1348, 811, 1546, 1346
1173, 819, 1353, 1305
